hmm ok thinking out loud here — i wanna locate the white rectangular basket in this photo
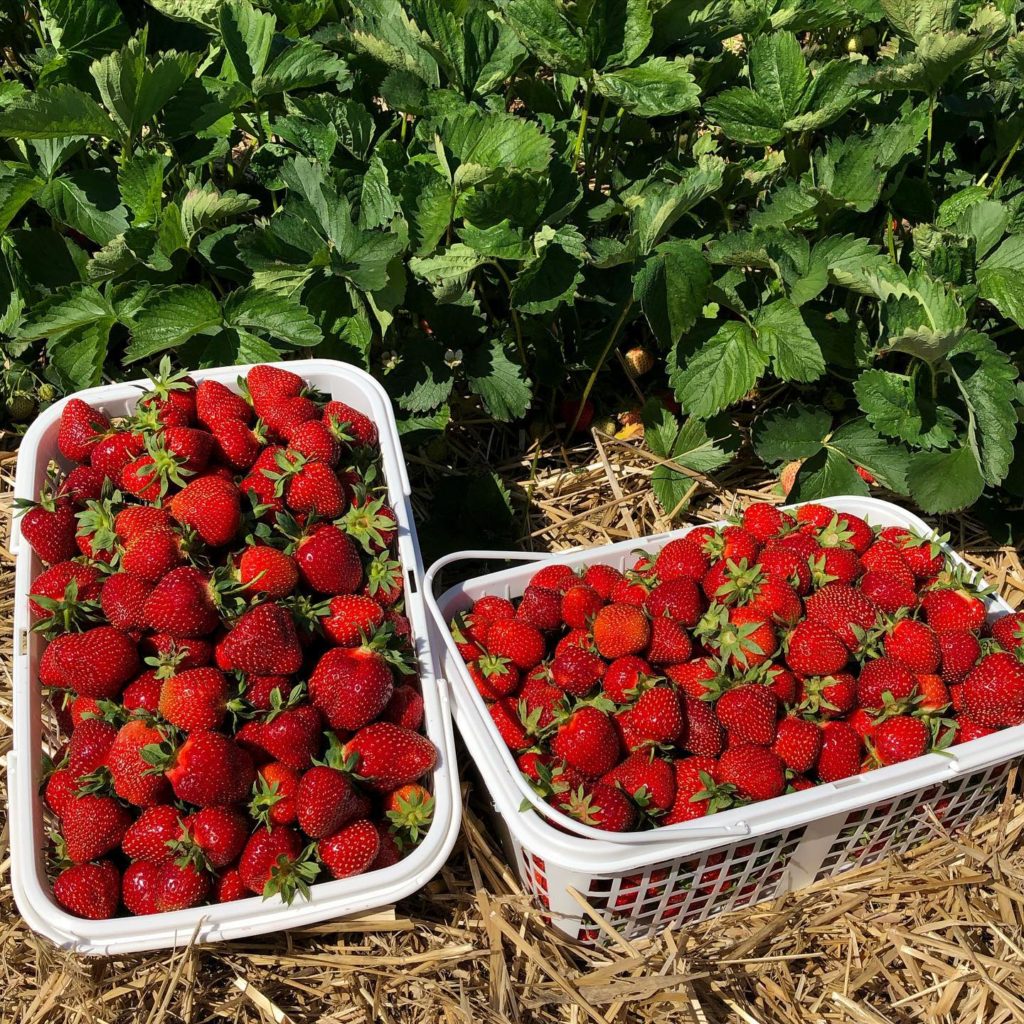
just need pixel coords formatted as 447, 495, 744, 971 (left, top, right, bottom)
425, 496, 1019, 943
10, 358, 461, 955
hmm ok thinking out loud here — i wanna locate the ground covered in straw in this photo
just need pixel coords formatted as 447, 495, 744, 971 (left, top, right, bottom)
3, 427, 1024, 1024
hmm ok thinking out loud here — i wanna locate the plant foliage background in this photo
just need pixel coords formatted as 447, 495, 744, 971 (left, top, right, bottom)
1, 0, 1023, 534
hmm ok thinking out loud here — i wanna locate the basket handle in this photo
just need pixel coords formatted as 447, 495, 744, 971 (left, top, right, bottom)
423, 548, 556, 600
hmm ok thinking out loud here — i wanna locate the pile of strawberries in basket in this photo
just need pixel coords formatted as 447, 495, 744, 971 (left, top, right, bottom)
19, 362, 437, 920
449, 503, 1024, 833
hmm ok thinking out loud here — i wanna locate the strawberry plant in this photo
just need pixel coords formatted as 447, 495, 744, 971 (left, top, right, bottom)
0, 0, 1023, 520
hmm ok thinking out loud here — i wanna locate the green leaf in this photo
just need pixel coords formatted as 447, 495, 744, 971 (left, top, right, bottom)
705, 89, 784, 146
790, 447, 870, 502
977, 235, 1024, 328
0, 164, 43, 234
750, 32, 807, 122
585, 0, 652, 70
386, 334, 455, 412
125, 285, 222, 361
630, 156, 724, 254
509, 244, 583, 314
0, 85, 116, 139
254, 40, 350, 97
143, 0, 222, 25
17, 285, 114, 341
46, 320, 113, 391
219, 0, 275, 90
359, 155, 400, 230
754, 299, 825, 383
855, 368, 939, 446
827, 418, 912, 495
672, 321, 768, 419
38, 169, 129, 245
42, 0, 129, 58
118, 152, 167, 225
222, 287, 323, 348
593, 58, 699, 117
465, 339, 533, 421
752, 403, 831, 464
907, 445, 986, 513
633, 240, 710, 348
441, 106, 552, 175
409, 243, 485, 297
500, 0, 590, 76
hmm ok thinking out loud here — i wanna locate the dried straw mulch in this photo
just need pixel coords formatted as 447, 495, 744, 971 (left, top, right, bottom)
3, 426, 1024, 1024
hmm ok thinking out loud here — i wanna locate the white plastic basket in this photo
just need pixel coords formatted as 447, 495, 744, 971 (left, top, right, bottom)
425, 496, 1019, 943
10, 358, 461, 955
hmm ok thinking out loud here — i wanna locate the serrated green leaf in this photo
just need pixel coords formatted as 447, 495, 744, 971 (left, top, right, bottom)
854, 368, 953, 447
0, 85, 116, 140
457, 220, 531, 260
222, 287, 322, 348
630, 157, 724, 254
705, 88, 784, 146
751, 32, 807, 121
673, 321, 768, 419
359, 155, 401, 231
754, 299, 825, 383
219, 0, 275, 90
42, 0, 129, 58
0, 164, 43, 234
118, 152, 166, 225
594, 57, 700, 117
465, 338, 532, 420
125, 284, 222, 361
46, 319, 113, 391
509, 244, 583, 313
254, 40, 350, 97
349, 0, 439, 84
409, 243, 485, 292
753, 403, 831, 464
500, 0, 590, 75
790, 447, 869, 502
907, 445, 985, 513
977, 235, 1024, 328
38, 169, 129, 245
827, 417, 912, 494
633, 240, 710, 349
386, 334, 455, 412
16, 285, 115, 340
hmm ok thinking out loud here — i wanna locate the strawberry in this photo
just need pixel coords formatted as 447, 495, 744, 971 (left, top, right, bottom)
143, 566, 220, 638
992, 612, 1024, 656
954, 717, 997, 743
847, 707, 879, 742
140, 634, 212, 670
489, 699, 531, 750
884, 619, 940, 674
90, 432, 145, 482
558, 781, 638, 832
816, 721, 863, 782
526, 563, 576, 593
122, 672, 163, 713
319, 819, 380, 879
741, 502, 795, 542
583, 563, 626, 599
158, 667, 229, 731
664, 657, 718, 699
645, 616, 693, 664
471, 595, 516, 628
309, 646, 394, 730
758, 546, 812, 595
107, 719, 172, 806
343, 723, 437, 791
916, 674, 950, 711
363, 553, 403, 606
17, 496, 78, 564
251, 762, 300, 825
62, 793, 132, 862
163, 425, 213, 473
550, 646, 604, 696
294, 524, 363, 594
239, 545, 299, 599
323, 400, 379, 449
772, 717, 822, 772
516, 586, 563, 632
486, 619, 546, 670
517, 675, 564, 733
873, 715, 929, 765
703, 526, 761, 566
68, 717, 117, 776
39, 626, 139, 698
663, 755, 721, 823
922, 587, 987, 633
810, 547, 862, 586
169, 476, 241, 547
239, 826, 314, 900
220, 602, 303, 674
384, 783, 434, 842
804, 583, 879, 649
794, 503, 835, 529
747, 576, 803, 626
100, 572, 155, 634
267, 453, 346, 519
248, 364, 304, 409
382, 683, 425, 730
296, 766, 362, 838
213, 868, 249, 903
287, 419, 341, 466
53, 861, 120, 919
262, 395, 318, 438
137, 359, 197, 427
207, 417, 261, 470
797, 673, 857, 718
654, 539, 709, 582
58, 465, 106, 505
646, 577, 705, 627
857, 658, 918, 710
196, 378, 253, 430
554, 630, 592, 657
717, 745, 785, 801
58, 398, 110, 463
860, 571, 918, 614
881, 528, 945, 579
145, 731, 255, 807
860, 539, 914, 582
962, 652, 1024, 727
45, 768, 79, 818
122, 805, 181, 862
181, 806, 250, 869
115, 504, 170, 543
716, 684, 778, 746
323, 594, 385, 647
122, 860, 210, 914
340, 497, 398, 554
786, 621, 849, 676
561, 584, 603, 629
29, 561, 104, 630
603, 752, 676, 813
592, 604, 651, 659
248, 704, 323, 771
682, 693, 725, 756
121, 528, 186, 582
714, 606, 777, 669
602, 655, 655, 703
551, 707, 620, 776
630, 686, 685, 744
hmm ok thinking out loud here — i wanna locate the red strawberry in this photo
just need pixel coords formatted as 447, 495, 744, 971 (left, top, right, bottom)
955, 717, 997, 744
525, 563, 575, 593
382, 684, 425, 730
323, 594, 385, 647
741, 502, 795, 542
115, 504, 170, 542
90, 431, 145, 481
631, 686, 685, 744
747, 576, 803, 626
602, 751, 677, 813
29, 560, 103, 621
169, 476, 241, 547
248, 364, 303, 409
143, 567, 219, 638
121, 528, 186, 582
489, 699, 530, 750
682, 693, 725, 756
196, 378, 253, 429
654, 539, 709, 581
603, 655, 655, 703
664, 657, 718, 699
873, 715, 929, 765
916, 673, 950, 711
861, 538, 915, 582
342, 723, 438, 791
122, 672, 163, 713
816, 721, 863, 782
962, 652, 1024, 727
847, 707, 879, 742
287, 419, 341, 466
993, 612, 1024, 656
182, 806, 249, 869
592, 604, 651, 659
296, 766, 362, 838
100, 572, 155, 634
318, 819, 381, 879
881, 527, 945, 579
811, 547, 862, 586
122, 805, 181, 862
486, 619, 546, 670
341, 497, 397, 554
922, 587, 987, 633
718, 744, 785, 801
860, 571, 918, 614
58, 399, 110, 463
309, 647, 394, 730
53, 861, 120, 919
68, 717, 117, 776
804, 583, 878, 650
147, 731, 255, 806
137, 360, 196, 426
551, 707, 620, 776
663, 755, 720, 823
517, 675, 564, 734
213, 868, 249, 903
294, 524, 363, 594
703, 526, 761, 566
645, 616, 693, 664
758, 546, 812, 595
107, 720, 172, 806
716, 684, 778, 746
17, 497, 78, 564
560, 585, 603, 629
62, 793, 131, 862
516, 586, 563, 632
239, 545, 299, 599
558, 781, 638, 832
45, 769, 79, 817
797, 672, 857, 718
471, 595, 516, 629
122, 860, 210, 914
583, 563, 625, 599
251, 762, 300, 825
646, 577, 705, 627
857, 658, 918, 710
163, 425, 213, 473
261, 395, 318, 439
323, 400, 379, 449
363, 553, 403, 606
772, 717, 821, 772
251, 705, 323, 771
884, 619, 940, 674
220, 603, 303, 674
785, 622, 848, 676
140, 634, 212, 670
158, 667, 229, 731
39, 626, 139, 698
239, 826, 311, 900
548, 646, 600, 697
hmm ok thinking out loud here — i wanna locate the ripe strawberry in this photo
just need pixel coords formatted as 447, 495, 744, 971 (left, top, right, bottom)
384, 783, 434, 842
558, 779, 638, 832
294, 524, 363, 594
90, 431, 145, 481
549, 646, 602, 696
816, 721, 863, 782
717, 606, 777, 668
772, 717, 822, 772
646, 616, 693, 664
528, 563, 577, 594
516, 586, 563, 632
121, 528, 186, 582
58, 399, 110, 463
54, 461, 102, 506
239, 826, 312, 900
551, 707, 620, 776
323, 594, 385, 647
296, 766, 362, 838
703, 526, 761, 567
922, 587, 987, 633
107, 720, 172, 806
96, 572, 152, 635
239, 545, 299, 599
486, 619, 546, 670
471, 595, 517, 631
884, 619, 940, 674
861, 538, 915, 582
196, 378, 253, 429
248, 364, 303, 409
654, 539, 709, 582
718, 745, 785, 801
741, 502, 795, 542
489, 699, 530, 749
874, 715, 929, 765
664, 657, 718, 699
176, 806, 249, 870
147, 731, 255, 806
122, 860, 210, 914
343, 723, 437, 791
747, 576, 803, 626
62, 793, 132, 862
143, 566, 219, 638
17, 497, 78, 564
213, 868, 249, 903
323, 400, 379, 449
382, 683, 425, 730
68, 717, 117, 776
592, 604, 651, 659
785, 622, 849, 676
137, 360, 197, 426
140, 634, 212, 670
45, 768, 79, 818
955, 717, 997, 744
220, 602, 303, 674
554, 629, 592, 657
561, 585, 603, 629
319, 819, 381, 879
916, 673, 950, 711
716, 684, 778, 746
602, 751, 676, 813
363, 553, 403, 606
602, 655, 655, 703
272, 455, 346, 519
122, 805, 181, 862
794, 503, 835, 529
115, 504, 170, 543
158, 667, 229, 731
797, 672, 857, 718
251, 762, 300, 825
53, 861, 120, 919
682, 693, 725, 756
758, 546, 812, 595
857, 658, 918, 710
811, 547, 862, 586
309, 646, 394, 730
804, 583, 879, 649
630, 686, 685, 744
30, 560, 103, 616
287, 418, 341, 466
881, 528, 945, 579
663, 755, 721, 823
962, 652, 1024, 727
163, 425, 213, 473
646, 578, 705, 627
121, 673, 162, 714
39, 626, 140, 698
992, 612, 1024, 656
582, 564, 625, 599
169, 476, 241, 547
247, 704, 323, 771
860, 571, 918, 614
